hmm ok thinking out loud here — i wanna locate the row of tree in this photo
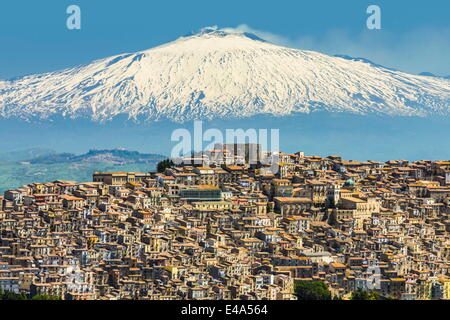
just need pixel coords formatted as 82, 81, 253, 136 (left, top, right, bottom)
0, 289, 61, 300
294, 281, 395, 300
157, 159, 174, 173
1, 283, 393, 300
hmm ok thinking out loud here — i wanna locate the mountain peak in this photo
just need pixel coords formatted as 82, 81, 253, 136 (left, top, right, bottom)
183, 26, 268, 43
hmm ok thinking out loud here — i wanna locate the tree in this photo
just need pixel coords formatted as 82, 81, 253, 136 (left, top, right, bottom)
351, 289, 385, 300
157, 159, 174, 173
0, 289, 27, 300
32, 294, 61, 300
294, 280, 332, 300
0, 289, 60, 300
351, 289, 371, 300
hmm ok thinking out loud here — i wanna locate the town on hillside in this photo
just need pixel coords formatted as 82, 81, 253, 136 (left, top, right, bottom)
0, 144, 449, 300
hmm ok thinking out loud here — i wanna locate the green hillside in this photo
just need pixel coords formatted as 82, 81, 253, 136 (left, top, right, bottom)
0, 149, 165, 193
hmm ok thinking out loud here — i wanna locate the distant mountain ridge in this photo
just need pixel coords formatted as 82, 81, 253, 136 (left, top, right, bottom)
419, 72, 450, 79
28, 149, 166, 165
0, 148, 166, 192
333, 55, 398, 71
0, 147, 55, 162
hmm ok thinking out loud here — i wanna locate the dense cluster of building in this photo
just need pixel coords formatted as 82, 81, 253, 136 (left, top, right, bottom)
0, 145, 449, 300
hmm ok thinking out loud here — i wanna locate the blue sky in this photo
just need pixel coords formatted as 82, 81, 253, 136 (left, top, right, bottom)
0, 0, 449, 79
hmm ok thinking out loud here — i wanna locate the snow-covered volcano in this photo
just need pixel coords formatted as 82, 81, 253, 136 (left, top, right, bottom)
0, 26, 449, 122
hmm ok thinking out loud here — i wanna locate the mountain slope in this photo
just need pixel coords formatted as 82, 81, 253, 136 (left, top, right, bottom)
0, 26, 449, 122
0, 148, 55, 162
28, 149, 165, 164
0, 149, 165, 192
